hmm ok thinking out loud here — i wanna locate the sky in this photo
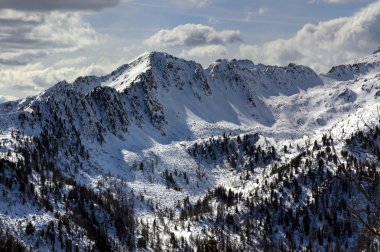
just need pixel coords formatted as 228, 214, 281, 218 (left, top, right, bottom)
0, 0, 380, 100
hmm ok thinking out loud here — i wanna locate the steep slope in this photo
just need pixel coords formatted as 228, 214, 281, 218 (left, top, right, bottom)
0, 51, 379, 251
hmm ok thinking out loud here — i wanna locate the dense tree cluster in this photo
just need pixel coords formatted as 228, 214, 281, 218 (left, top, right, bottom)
0, 231, 25, 252
189, 133, 276, 171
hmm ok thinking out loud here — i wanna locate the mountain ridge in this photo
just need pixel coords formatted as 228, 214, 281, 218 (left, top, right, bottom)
1, 51, 325, 140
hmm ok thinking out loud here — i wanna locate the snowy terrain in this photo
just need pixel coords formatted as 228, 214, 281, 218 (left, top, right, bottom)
0, 50, 379, 251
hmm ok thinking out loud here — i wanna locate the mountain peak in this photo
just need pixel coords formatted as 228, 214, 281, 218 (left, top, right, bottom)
136, 51, 177, 64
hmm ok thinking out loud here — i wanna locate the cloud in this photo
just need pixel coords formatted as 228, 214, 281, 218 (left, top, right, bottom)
181, 45, 227, 58
245, 7, 270, 22
54, 57, 89, 68
309, 0, 367, 3
0, 53, 136, 99
0, 0, 120, 11
208, 17, 219, 24
145, 24, 241, 47
257, 7, 270, 15
324, 0, 366, 3
239, 1, 380, 72
0, 10, 100, 66
169, 0, 210, 8
0, 63, 103, 99
0, 95, 17, 103
0, 59, 25, 66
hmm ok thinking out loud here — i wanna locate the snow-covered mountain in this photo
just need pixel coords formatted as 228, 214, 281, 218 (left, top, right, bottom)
0, 51, 379, 251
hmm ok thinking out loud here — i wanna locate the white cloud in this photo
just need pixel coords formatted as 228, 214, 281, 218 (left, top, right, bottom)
180, 45, 227, 58
0, 10, 101, 65
0, 59, 123, 99
208, 17, 219, 24
257, 7, 270, 15
169, 0, 210, 8
239, 1, 380, 72
0, 37, 145, 99
145, 24, 241, 47
0, 9, 113, 100
29, 12, 100, 50
0, 95, 17, 103
245, 7, 270, 22
54, 57, 89, 68
0, 0, 120, 11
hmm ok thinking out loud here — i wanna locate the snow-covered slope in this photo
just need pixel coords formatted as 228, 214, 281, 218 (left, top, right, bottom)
0, 51, 379, 251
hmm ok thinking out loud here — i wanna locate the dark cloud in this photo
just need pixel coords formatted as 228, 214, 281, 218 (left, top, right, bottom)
0, 0, 120, 11
0, 17, 41, 50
